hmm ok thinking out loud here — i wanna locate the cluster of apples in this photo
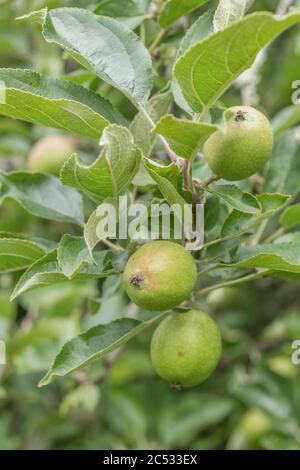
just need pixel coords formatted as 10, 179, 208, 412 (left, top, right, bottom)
123, 241, 222, 388
123, 106, 273, 388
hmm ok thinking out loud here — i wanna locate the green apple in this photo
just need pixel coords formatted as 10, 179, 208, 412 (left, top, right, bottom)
150, 309, 222, 387
123, 241, 197, 311
27, 135, 76, 176
204, 106, 273, 181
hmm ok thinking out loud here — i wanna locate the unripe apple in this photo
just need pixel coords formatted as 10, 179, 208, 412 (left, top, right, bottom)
123, 241, 197, 311
241, 409, 271, 444
27, 135, 76, 176
204, 106, 273, 181
150, 309, 222, 387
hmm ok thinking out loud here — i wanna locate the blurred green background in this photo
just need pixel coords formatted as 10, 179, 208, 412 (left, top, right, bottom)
1, 0, 300, 450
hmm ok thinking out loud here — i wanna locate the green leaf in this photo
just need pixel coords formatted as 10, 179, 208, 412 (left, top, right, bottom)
84, 208, 105, 254
158, 0, 209, 28
94, 0, 150, 16
17, 8, 47, 24
143, 157, 187, 206
130, 91, 172, 156
204, 194, 221, 231
264, 130, 300, 196
221, 193, 290, 237
60, 125, 141, 203
132, 162, 156, 188
256, 193, 290, 214
206, 184, 260, 214
171, 79, 194, 116
41, 8, 153, 106
84, 198, 118, 253
213, 0, 253, 31
153, 115, 217, 159
172, 9, 214, 115
0, 69, 125, 140
57, 235, 93, 279
11, 250, 117, 300
0, 171, 84, 225
274, 232, 300, 244
178, 9, 214, 56
174, 11, 300, 114
11, 251, 66, 300
221, 210, 254, 238
39, 313, 166, 386
272, 105, 300, 139
93, 0, 152, 29
228, 242, 300, 273
0, 231, 57, 252
0, 236, 46, 273
280, 203, 300, 229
